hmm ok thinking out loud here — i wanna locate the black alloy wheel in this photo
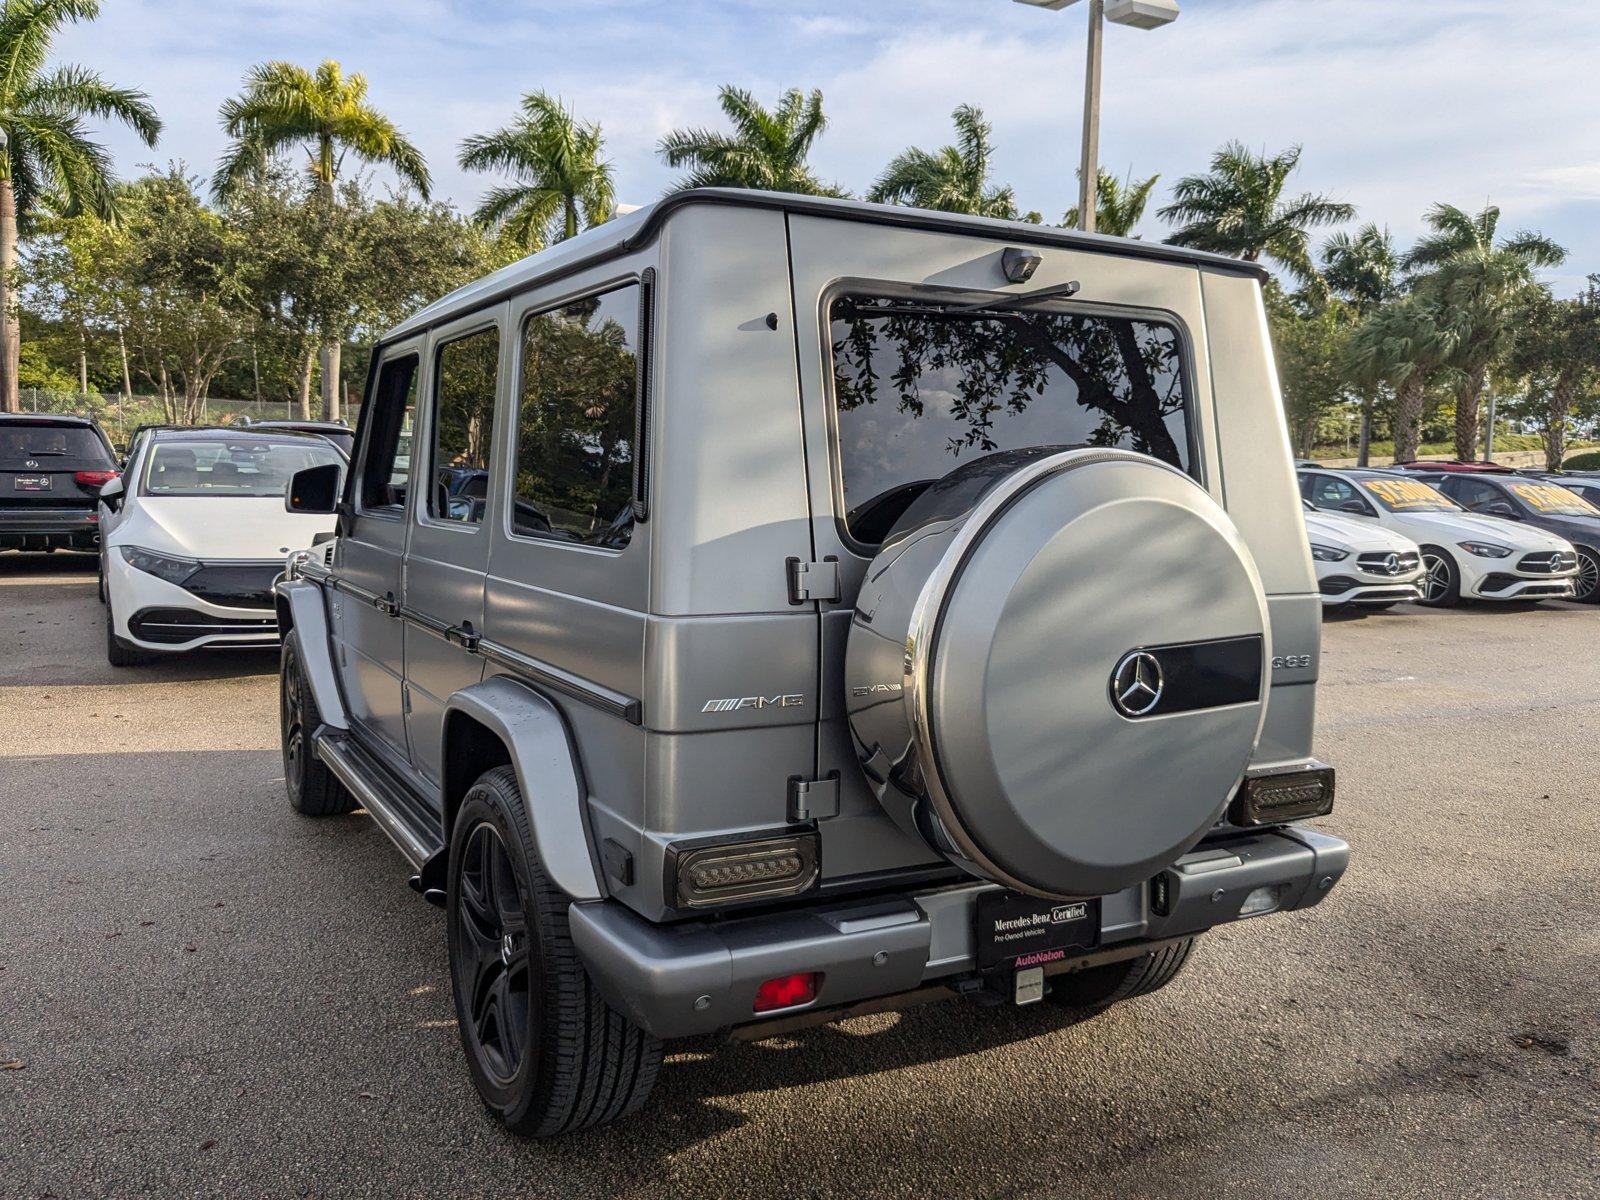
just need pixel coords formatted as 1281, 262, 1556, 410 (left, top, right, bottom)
453, 821, 534, 1089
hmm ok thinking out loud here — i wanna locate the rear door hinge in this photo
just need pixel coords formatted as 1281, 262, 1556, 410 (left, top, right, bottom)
786, 556, 841, 605
788, 771, 841, 822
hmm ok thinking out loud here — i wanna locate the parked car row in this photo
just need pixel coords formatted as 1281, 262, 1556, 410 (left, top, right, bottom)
0, 413, 349, 665
1298, 463, 1600, 611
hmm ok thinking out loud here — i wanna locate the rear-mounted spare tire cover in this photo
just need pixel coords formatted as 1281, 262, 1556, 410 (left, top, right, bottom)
845, 447, 1270, 900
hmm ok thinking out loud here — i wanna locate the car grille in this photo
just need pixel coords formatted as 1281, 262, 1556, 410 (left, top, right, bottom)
1517, 551, 1577, 574
1356, 550, 1421, 576
1319, 576, 1357, 595
181, 563, 281, 609
128, 608, 279, 645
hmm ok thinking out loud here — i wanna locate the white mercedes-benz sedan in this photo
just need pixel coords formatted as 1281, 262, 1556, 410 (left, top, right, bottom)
1299, 467, 1578, 607
98, 428, 344, 665
1301, 499, 1425, 610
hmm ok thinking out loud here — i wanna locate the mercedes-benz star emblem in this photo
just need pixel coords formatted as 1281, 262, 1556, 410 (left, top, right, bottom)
1383, 552, 1400, 574
1110, 650, 1164, 718
24, 459, 38, 469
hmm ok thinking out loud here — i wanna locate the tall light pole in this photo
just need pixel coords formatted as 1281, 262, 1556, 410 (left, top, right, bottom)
1013, 0, 1179, 234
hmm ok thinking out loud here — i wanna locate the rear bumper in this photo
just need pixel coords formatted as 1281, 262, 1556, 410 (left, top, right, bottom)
570, 826, 1349, 1039
0, 505, 97, 545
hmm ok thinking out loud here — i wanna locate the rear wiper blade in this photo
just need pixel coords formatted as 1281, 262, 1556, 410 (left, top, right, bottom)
946, 279, 1081, 314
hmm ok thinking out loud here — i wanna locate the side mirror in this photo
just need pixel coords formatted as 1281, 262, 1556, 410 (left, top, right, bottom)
1482, 501, 1517, 518
99, 477, 125, 510
287, 463, 342, 514
1337, 500, 1370, 516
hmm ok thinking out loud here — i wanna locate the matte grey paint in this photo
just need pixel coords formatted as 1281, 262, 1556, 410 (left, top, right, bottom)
276, 579, 348, 731
446, 676, 604, 901
847, 449, 1270, 899
569, 825, 1341, 1039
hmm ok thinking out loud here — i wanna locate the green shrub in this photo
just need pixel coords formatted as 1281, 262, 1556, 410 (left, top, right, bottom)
1562, 450, 1600, 471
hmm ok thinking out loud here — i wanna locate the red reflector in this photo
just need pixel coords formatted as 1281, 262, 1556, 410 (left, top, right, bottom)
74, 470, 118, 487
753, 972, 820, 1013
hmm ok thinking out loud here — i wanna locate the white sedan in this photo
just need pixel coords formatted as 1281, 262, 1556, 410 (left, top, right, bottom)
1301, 499, 1424, 609
99, 429, 343, 665
1299, 468, 1577, 607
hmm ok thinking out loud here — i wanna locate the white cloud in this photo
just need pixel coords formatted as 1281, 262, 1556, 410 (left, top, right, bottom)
43, 0, 1600, 289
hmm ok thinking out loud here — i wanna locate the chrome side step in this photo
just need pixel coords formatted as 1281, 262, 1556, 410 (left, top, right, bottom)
312, 729, 444, 869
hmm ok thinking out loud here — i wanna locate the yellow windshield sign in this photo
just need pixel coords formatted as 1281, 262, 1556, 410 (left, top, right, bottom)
1361, 478, 1446, 510
1510, 482, 1597, 515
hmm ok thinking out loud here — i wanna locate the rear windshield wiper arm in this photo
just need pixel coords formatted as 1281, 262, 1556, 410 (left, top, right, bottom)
947, 279, 1081, 314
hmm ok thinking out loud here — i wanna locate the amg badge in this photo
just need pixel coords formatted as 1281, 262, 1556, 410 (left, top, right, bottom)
701, 694, 806, 714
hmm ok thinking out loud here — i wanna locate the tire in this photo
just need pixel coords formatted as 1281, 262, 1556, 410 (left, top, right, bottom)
104, 600, 151, 667
1043, 938, 1196, 1013
280, 631, 355, 816
1418, 545, 1462, 607
1573, 547, 1600, 604
448, 766, 661, 1137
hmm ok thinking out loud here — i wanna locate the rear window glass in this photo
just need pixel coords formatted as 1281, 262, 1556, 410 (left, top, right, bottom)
829, 295, 1192, 543
142, 439, 345, 497
0, 422, 111, 470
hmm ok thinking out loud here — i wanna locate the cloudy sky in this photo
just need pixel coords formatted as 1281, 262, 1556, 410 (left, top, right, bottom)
55, 0, 1600, 292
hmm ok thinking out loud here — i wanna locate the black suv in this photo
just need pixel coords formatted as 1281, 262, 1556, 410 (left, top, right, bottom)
0, 414, 119, 551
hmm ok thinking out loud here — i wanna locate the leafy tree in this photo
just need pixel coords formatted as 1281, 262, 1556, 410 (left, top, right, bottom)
1064, 169, 1160, 238
1346, 294, 1458, 464
1159, 142, 1354, 291
868, 105, 1020, 219
0, 0, 161, 412
658, 86, 842, 195
1320, 223, 1400, 462
1404, 202, 1566, 460
214, 59, 430, 419
1504, 279, 1600, 469
1269, 290, 1353, 457
460, 92, 615, 254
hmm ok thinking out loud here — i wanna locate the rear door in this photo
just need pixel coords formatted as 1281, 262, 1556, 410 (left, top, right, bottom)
331, 342, 422, 763
785, 213, 1223, 881
401, 308, 506, 790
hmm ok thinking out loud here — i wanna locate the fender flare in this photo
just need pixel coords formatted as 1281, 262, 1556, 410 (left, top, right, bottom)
445, 676, 603, 901
276, 579, 348, 731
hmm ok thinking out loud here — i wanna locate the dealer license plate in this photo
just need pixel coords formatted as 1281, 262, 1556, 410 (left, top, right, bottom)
12, 474, 50, 491
974, 890, 1100, 972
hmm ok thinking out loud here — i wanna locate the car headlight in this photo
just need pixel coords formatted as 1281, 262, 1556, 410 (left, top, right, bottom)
1309, 543, 1348, 562
120, 545, 201, 585
1457, 540, 1513, 559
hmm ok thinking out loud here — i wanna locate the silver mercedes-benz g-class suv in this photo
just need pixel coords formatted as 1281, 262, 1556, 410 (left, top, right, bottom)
276, 189, 1347, 1137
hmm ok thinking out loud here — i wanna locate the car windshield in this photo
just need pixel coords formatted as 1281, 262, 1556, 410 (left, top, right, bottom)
1359, 476, 1459, 513
142, 438, 344, 497
0, 423, 111, 469
1509, 481, 1600, 517
829, 295, 1192, 542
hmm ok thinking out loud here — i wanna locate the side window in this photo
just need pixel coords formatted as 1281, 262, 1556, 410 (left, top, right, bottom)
358, 353, 418, 512
429, 326, 500, 526
1452, 478, 1496, 509
1308, 474, 1359, 510
512, 284, 642, 548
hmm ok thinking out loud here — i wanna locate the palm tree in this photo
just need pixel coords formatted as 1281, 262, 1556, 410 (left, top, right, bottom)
1159, 142, 1354, 290
1403, 202, 1565, 460
1321, 224, 1399, 463
868, 105, 1018, 218
1064, 169, 1159, 238
658, 86, 841, 195
1346, 295, 1457, 464
459, 92, 614, 254
0, 0, 162, 412
213, 60, 429, 201
214, 59, 429, 420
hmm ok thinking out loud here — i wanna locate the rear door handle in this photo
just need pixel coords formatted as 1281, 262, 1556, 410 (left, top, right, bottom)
445, 622, 480, 652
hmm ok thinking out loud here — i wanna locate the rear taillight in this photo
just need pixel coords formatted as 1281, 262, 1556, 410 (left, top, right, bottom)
753, 972, 820, 1013
75, 470, 118, 488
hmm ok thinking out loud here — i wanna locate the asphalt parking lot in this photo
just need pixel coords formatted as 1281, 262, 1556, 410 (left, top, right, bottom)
2, 552, 1597, 1200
